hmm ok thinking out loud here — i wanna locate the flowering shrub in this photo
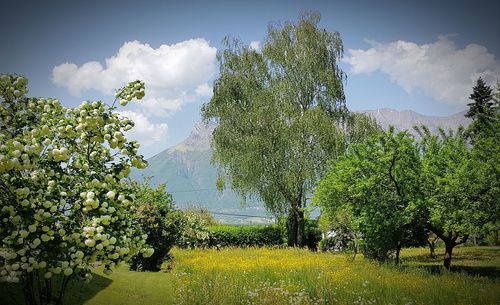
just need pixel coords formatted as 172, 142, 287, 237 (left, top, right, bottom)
0, 74, 153, 305
176, 211, 214, 249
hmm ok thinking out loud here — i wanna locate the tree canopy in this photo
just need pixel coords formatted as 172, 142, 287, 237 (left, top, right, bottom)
313, 128, 426, 263
417, 124, 499, 268
314, 121, 499, 268
466, 77, 494, 138
202, 12, 377, 246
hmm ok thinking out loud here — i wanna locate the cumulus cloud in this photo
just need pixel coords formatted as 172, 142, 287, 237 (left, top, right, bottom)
195, 83, 213, 97
344, 36, 500, 107
117, 111, 168, 154
52, 39, 217, 116
52, 39, 217, 156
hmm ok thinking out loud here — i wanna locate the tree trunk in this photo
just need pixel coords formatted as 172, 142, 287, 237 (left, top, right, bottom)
23, 273, 38, 305
21, 273, 72, 305
55, 276, 71, 305
443, 241, 454, 270
427, 239, 436, 259
395, 243, 401, 265
429, 244, 436, 259
351, 234, 358, 261
429, 226, 468, 270
287, 210, 298, 247
296, 207, 305, 247
287, 204, 305, 247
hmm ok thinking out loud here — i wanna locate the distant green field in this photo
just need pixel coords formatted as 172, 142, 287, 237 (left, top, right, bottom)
1, 246, 499, 305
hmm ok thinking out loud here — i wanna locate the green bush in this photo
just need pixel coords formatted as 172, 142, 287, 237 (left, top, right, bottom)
277, 216, 321, 249
483, 223, 500, 246
208, 225, 284, 248
304, 218, 322, 251
176, 210, 214, 248
129, 180, 182, 271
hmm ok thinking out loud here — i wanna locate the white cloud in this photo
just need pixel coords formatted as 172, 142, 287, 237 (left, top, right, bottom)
52, 39, 217, 116
344, 36, 500, 107
195, 83, 213, 97
52, 62, 104, 96
117, 110, 168, 156
249, 41, 261, 51
52, 39, 217, 156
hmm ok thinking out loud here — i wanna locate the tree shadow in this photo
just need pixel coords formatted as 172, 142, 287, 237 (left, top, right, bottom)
399, 247, 500, 280
0, 282, 24, 305
404, 248, 500, 264
417, 265, 500, 280
64, 273, 112, 305
0, 272, 112, 305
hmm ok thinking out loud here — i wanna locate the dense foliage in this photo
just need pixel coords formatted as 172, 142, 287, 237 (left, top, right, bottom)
208, 225, 284, 248
314, 80, 499, 268
417, 79, 499, 268
202, 12, 378, 247
314, 128, 427, 263
302, 218, 322, 251
129, 180, 181, 271
0, 74, 152, 305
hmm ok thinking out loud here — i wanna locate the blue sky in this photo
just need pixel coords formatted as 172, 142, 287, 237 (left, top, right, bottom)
1, 0, 499, 158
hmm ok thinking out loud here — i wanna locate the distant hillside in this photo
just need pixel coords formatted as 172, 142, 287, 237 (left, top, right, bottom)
131, 122, 270, 224
132, 108, 470, 223
361, 108, 470, 134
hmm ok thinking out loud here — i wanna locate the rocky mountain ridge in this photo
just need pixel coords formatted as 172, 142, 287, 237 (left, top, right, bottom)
360, 108, 470, 133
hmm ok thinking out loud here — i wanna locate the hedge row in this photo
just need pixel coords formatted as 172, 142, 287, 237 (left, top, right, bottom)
207, 225, 285, 247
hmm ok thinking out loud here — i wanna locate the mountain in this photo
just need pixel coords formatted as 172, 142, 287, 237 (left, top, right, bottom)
131, 108, 471, 224
361, 108, 470, 135
131, 121, 270, 224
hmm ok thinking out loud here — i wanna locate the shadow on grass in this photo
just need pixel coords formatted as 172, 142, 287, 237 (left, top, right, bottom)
407, 249, 500, 264
417, 265, 500, 280
64, 273, 112, 305
0, 272, 112, 305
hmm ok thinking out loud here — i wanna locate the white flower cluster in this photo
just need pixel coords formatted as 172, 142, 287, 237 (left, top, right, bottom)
0, 74, 28, 101
115, 80, 145, 106
0, 74, 153, 285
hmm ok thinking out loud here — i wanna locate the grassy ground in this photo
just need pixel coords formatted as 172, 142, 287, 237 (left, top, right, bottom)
1, 246, 499, 305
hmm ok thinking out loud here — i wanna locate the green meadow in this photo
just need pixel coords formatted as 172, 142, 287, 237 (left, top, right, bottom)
1, 246, 499, 305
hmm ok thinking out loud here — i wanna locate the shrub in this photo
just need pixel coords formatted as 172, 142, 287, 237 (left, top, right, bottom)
129, 180, 182, 271
304, 218, 322, 251
319, 236, 336, 252
278, 216, 320, 250
0, 74, 151, 305
208, 225, 284, 248
319, 235, 353, 252
176, 211, 213, 248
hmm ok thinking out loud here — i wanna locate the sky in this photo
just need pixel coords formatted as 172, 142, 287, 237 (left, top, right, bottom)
1, 0, 499, 158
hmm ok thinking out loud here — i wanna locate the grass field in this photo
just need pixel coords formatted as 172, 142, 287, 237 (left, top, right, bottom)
1, 246, 499, 305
